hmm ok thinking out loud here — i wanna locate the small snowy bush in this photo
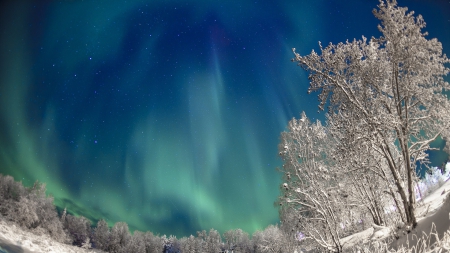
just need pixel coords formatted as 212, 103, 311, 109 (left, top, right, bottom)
416, 164, 450, 201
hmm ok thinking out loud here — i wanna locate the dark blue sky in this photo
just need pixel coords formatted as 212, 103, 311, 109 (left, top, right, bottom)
0, 0, 449, 237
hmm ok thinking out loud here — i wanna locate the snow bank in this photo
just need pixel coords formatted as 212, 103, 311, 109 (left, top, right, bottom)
340, 170, 450, 252
0, 218, 104, 253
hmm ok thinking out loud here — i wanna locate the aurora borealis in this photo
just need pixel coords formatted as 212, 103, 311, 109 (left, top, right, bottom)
0, 1, 449, 238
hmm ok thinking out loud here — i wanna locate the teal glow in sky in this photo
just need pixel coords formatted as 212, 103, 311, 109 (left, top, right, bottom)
0, 0, 449, 237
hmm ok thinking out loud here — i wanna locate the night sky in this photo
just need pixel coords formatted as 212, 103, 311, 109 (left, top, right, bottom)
0, 0, 449, 238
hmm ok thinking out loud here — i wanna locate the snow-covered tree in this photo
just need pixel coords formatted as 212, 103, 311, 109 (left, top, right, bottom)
0, 176, 66, 242
163, 235, 181, 253
0, 174, 25, 202
421, 166, 448, 195
93, 219, 110, 250
64, 214, 92, 247
143, 231, 165, 253
127, 230, 146, 253
179, 235, 202, 253
327, 111, 405, 229
25, 181, 66, 242
252, 224, 295, 253
292, 0, 450, 229
14, 196, 39, 228
196, 228, 222, 253
0, 174, 25, 219
278, 112, 345, 252
108, 221, 131, 253
223, 228, 251, 252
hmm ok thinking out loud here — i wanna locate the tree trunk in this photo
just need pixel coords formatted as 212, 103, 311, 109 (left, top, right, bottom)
390, 187, 406, 223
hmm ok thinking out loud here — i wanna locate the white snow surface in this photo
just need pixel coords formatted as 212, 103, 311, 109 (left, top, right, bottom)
0, 218, 104, 253
341, 177, 450, 251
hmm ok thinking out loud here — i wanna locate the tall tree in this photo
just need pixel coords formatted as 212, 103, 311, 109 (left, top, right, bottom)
327, 111, 404, 228
292, 0, 450, 229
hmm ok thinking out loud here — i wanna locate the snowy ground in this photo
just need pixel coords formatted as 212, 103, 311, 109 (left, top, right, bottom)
341, 177, 450, 251
0, 218, 104, 253
388, 178, 450, 251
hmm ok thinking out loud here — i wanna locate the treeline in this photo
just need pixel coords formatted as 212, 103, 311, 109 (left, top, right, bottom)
0, 174, 300, 253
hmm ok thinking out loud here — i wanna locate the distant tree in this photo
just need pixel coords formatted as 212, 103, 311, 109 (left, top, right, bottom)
292, 0, 450, 230
251, 229, 264, 252
0, 176, 67, 242
223, 228, 251, 252
14, 196, 39, 228
93, 219, 110, 250
0, 175, 26, 220
64, 214, 92, 247
196, 228, 222, 253
0, 174, 24, 202
252, 225, 285, 253
180, 234, 204, 253
26, 181, 67, 242
163, 235, 181, 253
109, 221, 131, 253
61, 207, 67, 223
143, 231, 164, 253
43, 212, 67, 243
127, 230, 146, 253
195, 230, 207, 251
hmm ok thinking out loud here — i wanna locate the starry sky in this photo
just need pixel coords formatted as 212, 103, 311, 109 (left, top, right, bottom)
0, 0, 449, 238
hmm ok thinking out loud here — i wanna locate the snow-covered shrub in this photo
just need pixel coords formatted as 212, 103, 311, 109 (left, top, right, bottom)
13, 196, 39, 228
0, 174, 25, 202
25, 182, 67, 242
423, 167, 444, 194
81, 237, 92, 249
44, 215, 68, 243
0, 175, 67, 243
416, 164, 450, 201
0, 175, 26, 221
64, 214, 92, 247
